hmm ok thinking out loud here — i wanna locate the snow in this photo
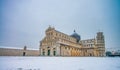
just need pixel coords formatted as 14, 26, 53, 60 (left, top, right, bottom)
0, 57, 120, 70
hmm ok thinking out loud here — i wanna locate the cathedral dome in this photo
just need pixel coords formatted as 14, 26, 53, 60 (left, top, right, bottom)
71, 30, 81, 42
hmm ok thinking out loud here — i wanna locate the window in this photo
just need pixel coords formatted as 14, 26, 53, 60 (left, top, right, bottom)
65, 47, 67, 49
51, 32, 53, 35
47, 47, 50, 48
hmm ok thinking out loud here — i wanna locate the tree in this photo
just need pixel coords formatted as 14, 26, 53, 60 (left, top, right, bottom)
106, 51, 112, 56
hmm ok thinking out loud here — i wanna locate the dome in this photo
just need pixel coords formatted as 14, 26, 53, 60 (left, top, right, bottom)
70, 30, 81, 42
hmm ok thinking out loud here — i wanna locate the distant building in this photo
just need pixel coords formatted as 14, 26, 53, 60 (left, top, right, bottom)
40, 26, 105, 56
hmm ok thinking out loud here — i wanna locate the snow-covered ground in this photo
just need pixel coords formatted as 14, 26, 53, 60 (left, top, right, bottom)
0, 57, 120, 70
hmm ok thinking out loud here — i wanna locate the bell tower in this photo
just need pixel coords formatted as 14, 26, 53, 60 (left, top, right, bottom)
96, 32, 105, 56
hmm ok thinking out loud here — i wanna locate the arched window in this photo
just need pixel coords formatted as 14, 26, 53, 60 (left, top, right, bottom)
47, 47, 49, 48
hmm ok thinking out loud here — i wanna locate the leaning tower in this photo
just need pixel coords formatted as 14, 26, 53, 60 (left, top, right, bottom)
96, 32, 105, 56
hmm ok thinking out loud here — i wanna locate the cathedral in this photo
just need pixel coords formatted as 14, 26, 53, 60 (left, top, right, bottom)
40, 26, 105, 56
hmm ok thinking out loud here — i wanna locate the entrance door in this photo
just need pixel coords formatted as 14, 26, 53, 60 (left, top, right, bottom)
53, 51, 56, 56
89, 53, 92, 56
23, 52, 26, 56
43, 52, 45, 56
48, 50, 50, 56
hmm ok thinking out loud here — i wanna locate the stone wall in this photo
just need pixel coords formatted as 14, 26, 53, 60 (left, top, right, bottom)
0, 48, 39, 56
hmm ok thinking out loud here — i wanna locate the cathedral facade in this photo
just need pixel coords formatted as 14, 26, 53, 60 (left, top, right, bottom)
40, 26, 105, 56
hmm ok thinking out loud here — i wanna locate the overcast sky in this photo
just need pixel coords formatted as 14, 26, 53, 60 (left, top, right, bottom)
0, 0, 120, 49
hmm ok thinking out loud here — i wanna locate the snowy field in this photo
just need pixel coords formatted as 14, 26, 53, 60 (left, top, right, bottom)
0, 57, 120, 70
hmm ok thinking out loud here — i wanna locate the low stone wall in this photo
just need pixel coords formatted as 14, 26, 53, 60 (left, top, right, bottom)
0, 48, 39, 56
